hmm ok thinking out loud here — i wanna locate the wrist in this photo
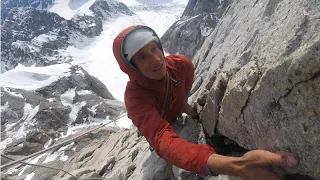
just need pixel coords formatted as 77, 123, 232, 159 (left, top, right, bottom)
207, 154, 246, 177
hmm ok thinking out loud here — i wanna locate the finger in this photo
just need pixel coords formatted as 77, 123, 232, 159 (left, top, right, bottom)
277, 152, 299, 167
254, 150, 299, 167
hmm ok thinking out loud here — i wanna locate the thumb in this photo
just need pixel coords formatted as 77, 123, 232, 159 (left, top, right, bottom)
277, 152, 299, 167
262, 151, 299, 167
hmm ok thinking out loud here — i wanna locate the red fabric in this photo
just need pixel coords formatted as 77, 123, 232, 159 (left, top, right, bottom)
113, 25, 215, 175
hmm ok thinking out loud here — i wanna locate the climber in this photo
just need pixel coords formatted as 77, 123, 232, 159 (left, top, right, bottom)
112, 25, 299, 180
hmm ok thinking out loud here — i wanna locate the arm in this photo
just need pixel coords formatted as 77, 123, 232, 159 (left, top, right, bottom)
168, 56, 299, 179
207, 149, 298, 180
125, 89, 215, 174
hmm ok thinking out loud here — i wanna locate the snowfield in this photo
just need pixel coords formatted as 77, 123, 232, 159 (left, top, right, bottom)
0, 0, 187, 176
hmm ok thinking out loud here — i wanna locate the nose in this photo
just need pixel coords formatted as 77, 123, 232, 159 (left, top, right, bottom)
150, 54, 160, 65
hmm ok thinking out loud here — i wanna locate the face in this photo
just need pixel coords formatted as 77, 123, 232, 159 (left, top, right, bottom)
131, 41, 166, 80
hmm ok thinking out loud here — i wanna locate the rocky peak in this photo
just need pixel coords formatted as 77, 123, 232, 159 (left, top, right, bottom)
1, 64, 125, 158
3, 7, 69, 42
0, 0, 133, 73
90, 0, 134, 21
161, 0, 229, 59
182, 0, 227, 17
1, 0, 54, 21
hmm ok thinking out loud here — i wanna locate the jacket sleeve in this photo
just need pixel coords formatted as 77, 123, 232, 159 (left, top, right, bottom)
125, 89, 215, 175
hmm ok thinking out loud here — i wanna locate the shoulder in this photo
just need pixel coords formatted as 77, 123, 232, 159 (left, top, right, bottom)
166, 54, 192, 64
166, 54, 194, 70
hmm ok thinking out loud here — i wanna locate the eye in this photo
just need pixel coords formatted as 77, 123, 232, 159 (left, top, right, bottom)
139, 55, 145, 60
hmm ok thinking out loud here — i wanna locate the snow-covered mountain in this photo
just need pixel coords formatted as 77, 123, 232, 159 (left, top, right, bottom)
1, 0, 189, 179
1, 0, 54, 20
2, 0, 318, 180
0, 0, 134, 73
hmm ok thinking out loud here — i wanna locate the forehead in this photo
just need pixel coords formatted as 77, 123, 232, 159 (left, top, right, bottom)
135, 41, 158, 54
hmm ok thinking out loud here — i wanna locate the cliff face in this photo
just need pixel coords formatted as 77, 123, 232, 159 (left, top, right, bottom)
161, 0, 229, 59
181, 0, 319, 179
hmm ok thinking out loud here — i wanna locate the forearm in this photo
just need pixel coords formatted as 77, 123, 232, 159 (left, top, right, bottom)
207, 153, 245, 177
157, 124, 215, 174
207, 150, 299, 179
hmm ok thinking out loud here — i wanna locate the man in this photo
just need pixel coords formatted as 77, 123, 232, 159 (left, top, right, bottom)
112, 25, 298, 179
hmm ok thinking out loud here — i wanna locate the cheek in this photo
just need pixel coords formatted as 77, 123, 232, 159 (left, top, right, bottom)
137, 61, 152, 74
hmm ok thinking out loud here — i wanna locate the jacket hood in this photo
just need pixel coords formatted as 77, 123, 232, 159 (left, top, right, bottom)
113, 25, 166, 88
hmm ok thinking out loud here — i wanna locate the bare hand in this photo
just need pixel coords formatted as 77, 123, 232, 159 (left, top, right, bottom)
239, 150, 298, 180
207, 150, 299, 180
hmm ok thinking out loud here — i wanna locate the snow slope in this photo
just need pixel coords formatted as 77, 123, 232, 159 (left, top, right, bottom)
66, 0, 187, 101
1, 0, 187, 101
0, 0, 187, 130
1, 0, 188, 177
0, 0, 187, 128
0, 64, 72, 90
48, 0, 96, 19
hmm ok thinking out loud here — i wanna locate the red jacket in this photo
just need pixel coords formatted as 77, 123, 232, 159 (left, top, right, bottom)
113, 26, 215, 175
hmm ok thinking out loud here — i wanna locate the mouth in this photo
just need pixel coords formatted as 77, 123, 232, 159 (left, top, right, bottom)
153, 63, 163, 72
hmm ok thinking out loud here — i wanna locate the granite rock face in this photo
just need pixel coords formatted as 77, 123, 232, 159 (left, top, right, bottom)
185, 0, 320, 179
161, 0, 229, 59
52, 117, 208, 180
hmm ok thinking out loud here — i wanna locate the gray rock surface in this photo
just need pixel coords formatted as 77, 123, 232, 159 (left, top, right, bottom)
1, 1, 134, 72
36, 65, 115, 100
70, 14, 103, 37
186, 0, 320, 179
50, 117, 211, 180
1, 65, 125, 157
0, 7, 72, 72
161, 0, 229, 59
34, 100, 71, 132
2, 0, 319, 179
1, 0, 53, 20
3, 141, 44, 156
90, 0, 134, 21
